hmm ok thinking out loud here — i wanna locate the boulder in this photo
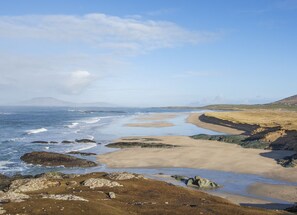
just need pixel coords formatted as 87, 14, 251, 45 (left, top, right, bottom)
20, 151, 97, 167
37, 172, 65, 180
108, 192, 116, 199
82, 178, 122, 189
171, 175, 189, 182
75, 139, 96, 143
188, 176, 219, 189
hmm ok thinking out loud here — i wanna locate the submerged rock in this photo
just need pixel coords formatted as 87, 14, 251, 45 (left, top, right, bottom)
171, 175, 189, 182
62, 140, 74, 144
67, 151, 97, 156
75, 139, 96, 143
20, 151, 97, 167
82, 178, 122, 189
31, 141, 49, 144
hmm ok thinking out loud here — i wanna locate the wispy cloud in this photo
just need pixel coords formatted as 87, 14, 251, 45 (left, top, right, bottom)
0, 13, 220, 55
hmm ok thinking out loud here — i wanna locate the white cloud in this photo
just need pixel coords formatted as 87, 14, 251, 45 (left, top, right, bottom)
63, 70, 94, 94
0, 13, 219, 54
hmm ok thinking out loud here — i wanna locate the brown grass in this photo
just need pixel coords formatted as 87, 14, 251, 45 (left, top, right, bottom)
205, 110, 297, 131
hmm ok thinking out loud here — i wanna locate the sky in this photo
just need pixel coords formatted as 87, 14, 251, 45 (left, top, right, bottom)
0, 0, 296, 106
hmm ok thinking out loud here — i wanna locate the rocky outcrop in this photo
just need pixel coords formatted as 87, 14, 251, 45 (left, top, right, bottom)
187, 176, 219, 189
82, 178, 122, 189
277, 153, 297, 167
9, 178, 60, 193
20, 151, 97, 167
0, 191, 29, 203
105, 172, 143, 180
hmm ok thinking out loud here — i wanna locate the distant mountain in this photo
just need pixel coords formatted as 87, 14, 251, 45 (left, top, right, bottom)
273, 94, 297, 106
17, 97, 115, 107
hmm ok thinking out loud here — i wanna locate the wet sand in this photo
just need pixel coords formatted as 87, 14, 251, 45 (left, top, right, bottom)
124, 113, 178, 127
248, 183, 297, 203
187, 113, 244, 135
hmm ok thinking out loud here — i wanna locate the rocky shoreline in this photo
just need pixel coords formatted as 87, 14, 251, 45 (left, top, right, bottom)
0, 172, 284, 215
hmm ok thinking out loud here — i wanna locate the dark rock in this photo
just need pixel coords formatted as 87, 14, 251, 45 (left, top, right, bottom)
67, 151, 97, 156
171, 175, 189, 182
107, 142, 178, 148
50, 141, 58, 144
188, 176, 220, 189
31, 141, 49, 144
75, 139, 96, 143
62, 140, 74, 144
20, 151, 97, 167
277, 153, 297, 167
0, 174, 11, 191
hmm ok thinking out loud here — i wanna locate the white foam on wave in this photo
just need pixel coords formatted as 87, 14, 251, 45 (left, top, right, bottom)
66, 122, 79, 128
65, 142, 97, 153
0, 161, 15, 169
84, 117, 101, 124
0, 112, 12, 115
26, 128, 48, 134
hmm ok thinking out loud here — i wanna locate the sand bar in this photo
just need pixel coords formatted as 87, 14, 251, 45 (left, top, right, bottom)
124, 122, 174, 128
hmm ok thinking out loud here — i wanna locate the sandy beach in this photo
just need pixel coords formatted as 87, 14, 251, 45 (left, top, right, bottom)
98, 135, 297, 182
187, 113, 244, 135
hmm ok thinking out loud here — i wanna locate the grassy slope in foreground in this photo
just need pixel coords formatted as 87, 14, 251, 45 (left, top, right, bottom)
0, 172, 281, 215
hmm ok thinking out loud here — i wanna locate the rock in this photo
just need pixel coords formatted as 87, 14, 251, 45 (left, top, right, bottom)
20, 151, 97, 167
37, 172, 65, 180
75, 139, 96, 143
106, 172, 143, 181
82, 178, 122, 189
186, 178, 194, 186
277, 153, 297, 167
66, 181, 78, 186
67, 151, 97, 156
0, 207, 6, 214
171, 175, 189, 182
0, 191, 29, 202
0, 174, 11, 191
9, 178, 60, 193
31, 141, 49, 144
187, 176, 219, 189
50, 141, 58, 144
41, 194, 88, 202
108, 192, 116, 199
107, 141, 178, 148
62, 140, 74, 144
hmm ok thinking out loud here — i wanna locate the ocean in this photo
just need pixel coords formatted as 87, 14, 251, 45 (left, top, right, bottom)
0, 106, 216, 176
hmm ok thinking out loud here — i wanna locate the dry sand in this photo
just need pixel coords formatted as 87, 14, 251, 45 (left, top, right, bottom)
98, 135, 297, 182
187, 113, 244, 135
248, 183, 297, 203
124, 122, 174, 127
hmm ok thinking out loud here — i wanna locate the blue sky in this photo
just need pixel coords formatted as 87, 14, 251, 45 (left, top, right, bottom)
0, 0, 296, 106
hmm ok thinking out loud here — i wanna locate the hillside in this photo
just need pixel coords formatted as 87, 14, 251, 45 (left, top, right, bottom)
274, 94, 297, 106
